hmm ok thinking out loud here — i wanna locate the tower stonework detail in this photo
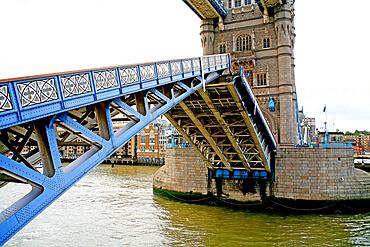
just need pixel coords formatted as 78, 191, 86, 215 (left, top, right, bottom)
201, 0, 297, 144
200, 19, 215, 55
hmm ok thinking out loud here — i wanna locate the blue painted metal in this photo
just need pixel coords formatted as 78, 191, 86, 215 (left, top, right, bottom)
233, 170, 249, 179
319, 143, 353, 149
0, 55, 229, 131
207, 0, 228, 17
295, 95, 303, 145
210, 168, 269, 180
268, 96, 275, 112
0, 54, 230, 245
233, 68, 277, 175
295, 143, 353, 149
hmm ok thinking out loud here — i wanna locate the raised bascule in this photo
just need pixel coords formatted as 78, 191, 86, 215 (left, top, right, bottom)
1, 0, 370, 245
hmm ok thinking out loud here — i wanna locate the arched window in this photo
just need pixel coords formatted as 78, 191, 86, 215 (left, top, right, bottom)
263, 37, 271, 48
236, 34, 252, 51
257, 73, 267, 86
219, 43, 226, 53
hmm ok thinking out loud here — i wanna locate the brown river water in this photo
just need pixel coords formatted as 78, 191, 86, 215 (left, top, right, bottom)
1, 165, 369, 246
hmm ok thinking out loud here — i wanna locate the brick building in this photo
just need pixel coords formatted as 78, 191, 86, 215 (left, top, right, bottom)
344, 134, 370, 155
111, 119, 175, 162
57, 119, 178, 163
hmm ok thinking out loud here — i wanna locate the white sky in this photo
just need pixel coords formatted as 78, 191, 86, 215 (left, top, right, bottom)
0, 0, 369, 132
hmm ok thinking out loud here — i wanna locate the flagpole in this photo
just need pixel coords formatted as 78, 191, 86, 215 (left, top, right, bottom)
324, 104, 328, 145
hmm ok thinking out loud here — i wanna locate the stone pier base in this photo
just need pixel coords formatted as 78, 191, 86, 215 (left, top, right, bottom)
153, 148, 263, 201
274, 146, 370, 200
153, 148, 209, 194
154, 146, 370, 209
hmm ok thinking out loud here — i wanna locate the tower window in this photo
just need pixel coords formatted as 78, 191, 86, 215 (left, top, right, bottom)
236, 34, 252, 51
263, 37, 271, 48
219, 43, 226, 53
244, 0, 252, 5
140, 134, 146, 144
227, 0, 232, 8
257, 73, 267, 86
235, 0, 241, 7
150, 130, 155, 143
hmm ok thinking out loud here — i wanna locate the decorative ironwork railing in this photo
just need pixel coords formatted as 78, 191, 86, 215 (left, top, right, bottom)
0, 54, 230, 130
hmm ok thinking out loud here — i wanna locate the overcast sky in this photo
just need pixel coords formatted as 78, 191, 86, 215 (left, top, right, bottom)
0, 0, 369, 132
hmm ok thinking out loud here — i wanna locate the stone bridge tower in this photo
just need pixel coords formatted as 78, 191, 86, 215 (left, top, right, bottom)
200, 0, 297, 145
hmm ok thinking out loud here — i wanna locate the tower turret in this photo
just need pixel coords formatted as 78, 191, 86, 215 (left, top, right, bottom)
199, 0, 297, 145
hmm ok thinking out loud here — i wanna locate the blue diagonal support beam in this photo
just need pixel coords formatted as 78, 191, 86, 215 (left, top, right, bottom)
0, 54, 230, 245
57, 113, 110, 149
113, 99, 144, 121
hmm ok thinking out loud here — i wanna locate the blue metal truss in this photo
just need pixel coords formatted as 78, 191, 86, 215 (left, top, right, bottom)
0, 55, 230, 245
233, 68, 277, 176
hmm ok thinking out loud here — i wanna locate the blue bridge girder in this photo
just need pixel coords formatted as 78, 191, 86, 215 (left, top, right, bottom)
0, 54, 230, 245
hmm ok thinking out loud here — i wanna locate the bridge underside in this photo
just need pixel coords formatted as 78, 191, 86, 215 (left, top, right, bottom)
182, 0, 227, 19
165, 73, 276, 179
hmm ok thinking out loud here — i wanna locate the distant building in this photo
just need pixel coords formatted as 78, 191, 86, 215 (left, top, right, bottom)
113, 119, 187, 163
318, 131, 344, 144
299, 109, 316, 144
56, 118, 185, 163
344, 134, 370, 155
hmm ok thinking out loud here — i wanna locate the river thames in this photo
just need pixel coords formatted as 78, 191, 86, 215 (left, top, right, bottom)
1, 165, 369, 246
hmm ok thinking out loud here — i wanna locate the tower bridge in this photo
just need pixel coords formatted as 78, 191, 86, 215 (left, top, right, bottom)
0, 49, 276, 243
1, 0, 370, 245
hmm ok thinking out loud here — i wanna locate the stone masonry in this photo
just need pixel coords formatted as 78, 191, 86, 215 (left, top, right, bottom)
275, 146, 370, 200
153, 148, 262, 201
201, 0, 297, 144
153, 148, 209, 194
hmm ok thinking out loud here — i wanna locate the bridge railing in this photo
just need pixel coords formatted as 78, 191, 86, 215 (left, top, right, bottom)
233, 68, 277, 173
0, 54, 230, 130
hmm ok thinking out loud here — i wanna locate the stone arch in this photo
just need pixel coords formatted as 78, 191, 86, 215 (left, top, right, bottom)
280, 24, 286, 36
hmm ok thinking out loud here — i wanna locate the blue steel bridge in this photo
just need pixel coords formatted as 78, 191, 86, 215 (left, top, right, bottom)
0, 0, 276, 245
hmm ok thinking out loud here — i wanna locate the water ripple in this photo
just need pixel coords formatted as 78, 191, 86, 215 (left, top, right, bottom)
2, 165, 369, 247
